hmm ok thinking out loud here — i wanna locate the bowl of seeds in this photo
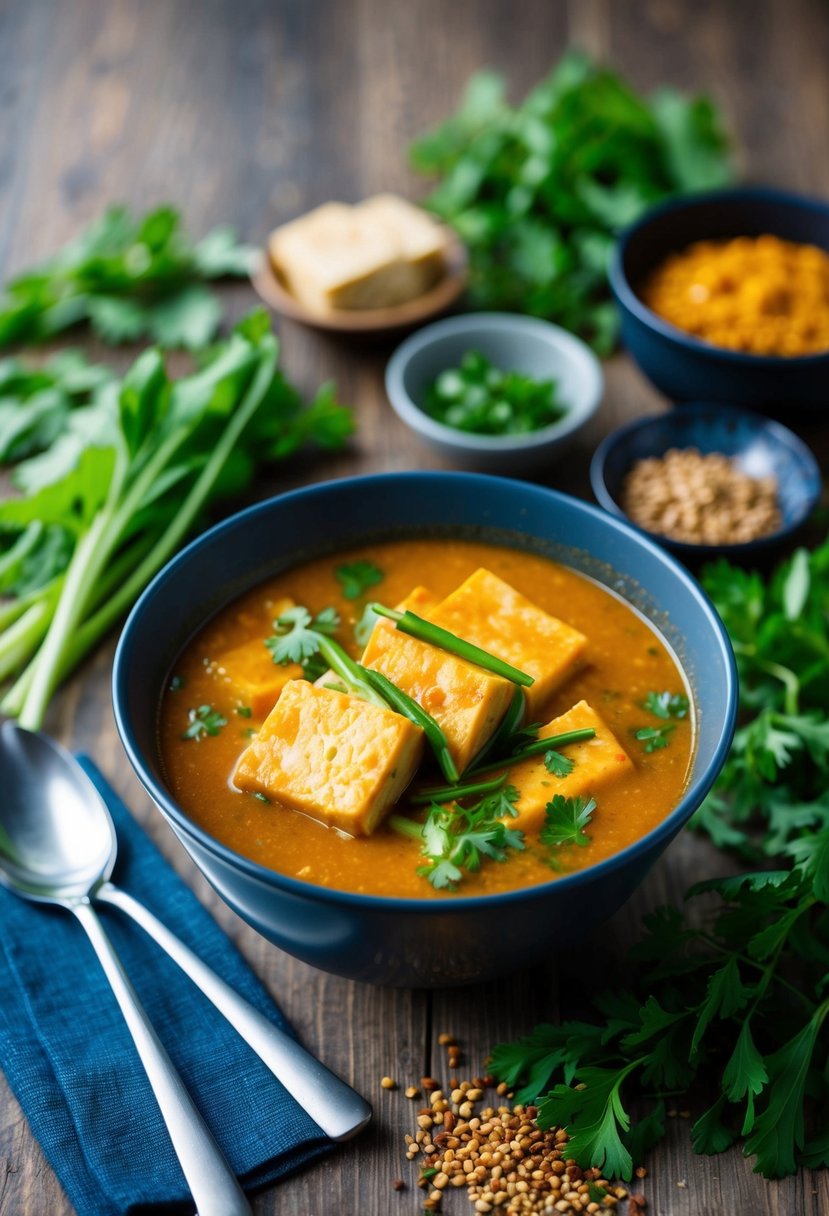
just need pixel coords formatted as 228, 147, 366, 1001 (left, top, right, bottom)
590, 403, 821, 561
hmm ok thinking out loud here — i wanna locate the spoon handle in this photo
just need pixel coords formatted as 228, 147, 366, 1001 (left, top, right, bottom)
97, 882, 372, 1142
72, 901, 251, 1216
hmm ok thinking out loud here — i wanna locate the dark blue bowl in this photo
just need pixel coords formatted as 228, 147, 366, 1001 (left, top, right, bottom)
610, 187, 829, 409
590, 404, 821, 562
112, 472, 737, 987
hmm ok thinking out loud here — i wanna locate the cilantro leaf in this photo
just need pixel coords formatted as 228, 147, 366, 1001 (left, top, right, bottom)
406, 783, 525, 891
540, 794, 595, 849
265, 606, 341, 666
642, 689, 690, 719
544, 748, 574, 777
634, 723, 675, 752
411, 54, 732, 350
334, 559, 384, 601
181, 704, 227, 740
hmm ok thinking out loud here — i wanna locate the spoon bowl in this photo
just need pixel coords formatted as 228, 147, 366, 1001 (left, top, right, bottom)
0, 723, 116, 901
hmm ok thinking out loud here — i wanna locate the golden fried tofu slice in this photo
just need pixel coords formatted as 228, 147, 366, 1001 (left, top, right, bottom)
504, 701, 634, 833
361, 586, 513, 774
233, 680, 424, 836
214, 597, 301, 717
427, 568, 587, 717
214, 639, 302, 718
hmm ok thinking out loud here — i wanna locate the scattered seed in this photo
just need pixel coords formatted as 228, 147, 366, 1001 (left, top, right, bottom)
381, 1076, 397, 1090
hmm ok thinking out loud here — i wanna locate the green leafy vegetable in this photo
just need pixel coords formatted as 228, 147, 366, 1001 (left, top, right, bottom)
488, 536, 829, 1180
181, 704, 227, 740
410, 52, 732, 352
390, 780, 524, 890
0, 205, 257, 349
424, 349, 566, 436
0, 312, 353, 728
335, 559, 384, 600
540, 794, 596, 849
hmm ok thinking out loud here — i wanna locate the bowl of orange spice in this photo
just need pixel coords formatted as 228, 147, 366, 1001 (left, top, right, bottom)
609, 187, 829, 410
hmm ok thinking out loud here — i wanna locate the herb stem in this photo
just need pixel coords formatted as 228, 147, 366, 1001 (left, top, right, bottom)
361, 666, 459, 782
370, 603, 534, 687
410, 774, 508, 805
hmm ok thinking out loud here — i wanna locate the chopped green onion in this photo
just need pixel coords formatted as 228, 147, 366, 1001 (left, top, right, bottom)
370, 604, 534, 687
361, 666, 459, 783
466, 727, 596, 777
410, 773, 508, 806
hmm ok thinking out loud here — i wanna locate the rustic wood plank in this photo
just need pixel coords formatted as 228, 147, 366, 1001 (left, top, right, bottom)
1, 1, 828, 1214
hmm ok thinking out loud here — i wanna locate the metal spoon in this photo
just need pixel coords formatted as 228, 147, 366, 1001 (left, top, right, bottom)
0, 725, 372, 1204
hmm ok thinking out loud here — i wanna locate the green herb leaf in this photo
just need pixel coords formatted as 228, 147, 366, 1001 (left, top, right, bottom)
544, 749, 574, 777
392, 783, 524, 891
540, 794, 595, 849
634, 723, 676, 752
642, 690, 690, 719
265, 606, 341, 666
182, 704, 227, 740
410, 54, 732, 350
335, 559, 384, 600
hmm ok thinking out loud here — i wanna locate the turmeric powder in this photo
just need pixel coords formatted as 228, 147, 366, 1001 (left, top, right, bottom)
641, 234, 829, 357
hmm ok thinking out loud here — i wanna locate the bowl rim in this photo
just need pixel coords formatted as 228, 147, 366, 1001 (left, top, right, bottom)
113, 470, 738, 914
384, 312, 604, 452
589, 402, 822, 556
609, 184, 829, 368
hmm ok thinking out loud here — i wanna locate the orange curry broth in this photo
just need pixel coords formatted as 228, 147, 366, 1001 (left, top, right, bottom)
158, 538, 694, 898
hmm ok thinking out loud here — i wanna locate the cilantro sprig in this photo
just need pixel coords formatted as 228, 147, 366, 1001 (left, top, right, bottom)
391, 780, 524, 890
634, 723, 676, 752
0, 204, 257, 350
540, 794, 596, 849
411, 53, 732, 353
488, 537, 829, 1181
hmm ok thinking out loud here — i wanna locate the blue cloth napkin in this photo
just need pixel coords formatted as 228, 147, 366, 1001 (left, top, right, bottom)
0, 758, 334, 1215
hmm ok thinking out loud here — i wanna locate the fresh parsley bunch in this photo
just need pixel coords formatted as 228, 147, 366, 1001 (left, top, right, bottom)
411, 53, 732, 352
489, 537, 829, 1180
0, 310, 353, 728
0, 204, 257, 349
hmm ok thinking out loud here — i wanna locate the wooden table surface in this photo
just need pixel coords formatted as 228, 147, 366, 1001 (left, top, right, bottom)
1, 2, 828, 1214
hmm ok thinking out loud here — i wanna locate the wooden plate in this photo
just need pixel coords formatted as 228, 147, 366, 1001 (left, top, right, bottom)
251, 229, 469, 334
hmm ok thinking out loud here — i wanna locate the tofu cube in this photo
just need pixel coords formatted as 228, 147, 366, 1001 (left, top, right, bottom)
361, 586, 514, 774
427, 568, 587, 717
214, 640, 302, 718
268, 195, 449, 313
214, 597, 301, 717
233, 680, 424, 836
505, 700, 634, 832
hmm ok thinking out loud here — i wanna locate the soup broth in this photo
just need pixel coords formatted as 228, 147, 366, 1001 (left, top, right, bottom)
159, 538, 693, 898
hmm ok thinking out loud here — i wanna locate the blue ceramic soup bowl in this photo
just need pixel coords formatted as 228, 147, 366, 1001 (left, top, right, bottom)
610, 186, 829, 410
113, 472, 737, 987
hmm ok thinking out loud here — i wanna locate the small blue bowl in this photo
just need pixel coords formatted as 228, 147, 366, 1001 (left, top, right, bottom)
610, 186, 829, 410
113, 472, 737, 987
590, 404, 821, 561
